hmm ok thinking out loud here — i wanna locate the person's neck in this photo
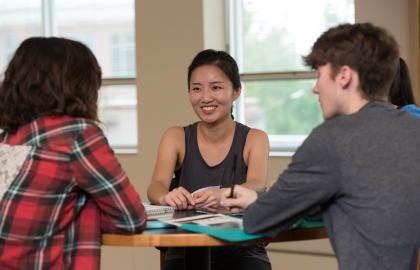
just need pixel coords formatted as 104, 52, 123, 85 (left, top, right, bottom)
197, 118, 235, 144
344, 97, 370, 115
340, 86, 371, 115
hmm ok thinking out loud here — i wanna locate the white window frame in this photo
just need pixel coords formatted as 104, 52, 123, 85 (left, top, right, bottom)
40, 0, 137, 153
226, 0, 317, 156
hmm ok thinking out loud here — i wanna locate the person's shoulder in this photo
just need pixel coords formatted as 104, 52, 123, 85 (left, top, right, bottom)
400, 104, 420, 117
235, 121, 265, 135
32, 115, 100, 136
161, 126, 185, 144
158, 126, 186, 156
300, 119, 338, 151
65, 117, 104, 137
163, 126, 184, 137
247, 127, 268, 139
24, 116, 103, 150
245, 127, 269, 148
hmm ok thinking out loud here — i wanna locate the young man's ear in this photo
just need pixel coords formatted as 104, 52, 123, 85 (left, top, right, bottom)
336, 65, 353, 89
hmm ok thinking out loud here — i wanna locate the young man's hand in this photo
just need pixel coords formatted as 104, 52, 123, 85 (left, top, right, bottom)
220, 185, 257, 213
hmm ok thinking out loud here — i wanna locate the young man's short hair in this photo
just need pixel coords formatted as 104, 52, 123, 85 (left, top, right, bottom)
304, 23, 399, 100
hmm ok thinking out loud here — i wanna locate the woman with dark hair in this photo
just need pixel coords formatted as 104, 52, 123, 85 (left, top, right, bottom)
0, 37, 146, 270
389, 57, 420, 116
147, 49, 271, 270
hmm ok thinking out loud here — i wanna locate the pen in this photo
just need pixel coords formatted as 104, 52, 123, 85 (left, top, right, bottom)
228, 154, 237, 198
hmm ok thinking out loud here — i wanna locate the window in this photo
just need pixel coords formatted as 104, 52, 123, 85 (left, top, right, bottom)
110, 32, 136, 77
228, 0, 354, 155
0, 0, 137, 152
0, 1, 42, 71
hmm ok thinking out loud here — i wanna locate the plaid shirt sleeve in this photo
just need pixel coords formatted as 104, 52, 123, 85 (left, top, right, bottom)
70, 123, 147, 234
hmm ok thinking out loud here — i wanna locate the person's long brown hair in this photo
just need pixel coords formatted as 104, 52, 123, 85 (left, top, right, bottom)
0, 37, 102, 133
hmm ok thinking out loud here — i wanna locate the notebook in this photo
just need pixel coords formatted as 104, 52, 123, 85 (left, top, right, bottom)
143, 203, 176, 219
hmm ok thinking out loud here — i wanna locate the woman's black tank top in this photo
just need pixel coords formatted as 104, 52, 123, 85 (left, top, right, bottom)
171, 121, 249, 192
166, 121, 269, 265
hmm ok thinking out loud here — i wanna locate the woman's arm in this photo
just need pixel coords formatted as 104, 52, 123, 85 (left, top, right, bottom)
241, 128, 269, 192
147, 127, 195, 209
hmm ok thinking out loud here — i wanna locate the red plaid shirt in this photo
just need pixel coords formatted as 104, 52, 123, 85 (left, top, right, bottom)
0, 116, 147, 270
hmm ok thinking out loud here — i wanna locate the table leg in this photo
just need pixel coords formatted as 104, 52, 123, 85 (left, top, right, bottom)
185, 247, 210, 270
160, 249, 167, 270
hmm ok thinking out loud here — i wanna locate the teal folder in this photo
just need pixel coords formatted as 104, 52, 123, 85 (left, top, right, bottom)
291, 219, 324, 229
179, 219, 324, 242
146, 220, 177, 229
180, 224, 262, 242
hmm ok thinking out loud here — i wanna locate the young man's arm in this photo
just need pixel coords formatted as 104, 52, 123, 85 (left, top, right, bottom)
240, 125, 341, 237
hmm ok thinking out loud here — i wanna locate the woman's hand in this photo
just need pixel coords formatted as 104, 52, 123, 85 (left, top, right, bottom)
193, 188, 227, 209
160, 187, 195, 210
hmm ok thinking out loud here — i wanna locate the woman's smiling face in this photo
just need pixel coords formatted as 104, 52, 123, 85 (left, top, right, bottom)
188, 64, 240, 124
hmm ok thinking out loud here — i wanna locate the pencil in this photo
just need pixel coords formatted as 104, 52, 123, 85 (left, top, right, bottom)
228, 154, 237, 198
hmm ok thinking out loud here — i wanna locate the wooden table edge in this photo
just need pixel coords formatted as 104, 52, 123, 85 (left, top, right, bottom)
102, 227, 327, 247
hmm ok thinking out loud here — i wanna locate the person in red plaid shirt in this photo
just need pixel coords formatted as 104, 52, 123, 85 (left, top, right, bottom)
0, 37, 147, 270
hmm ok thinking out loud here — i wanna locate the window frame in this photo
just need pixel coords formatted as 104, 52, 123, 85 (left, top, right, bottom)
239, 71, 317, 155
226, 0, 319, 156
41, 0, 138, 153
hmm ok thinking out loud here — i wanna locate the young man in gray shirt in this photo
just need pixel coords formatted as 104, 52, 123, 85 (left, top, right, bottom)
221, 23, 420, 270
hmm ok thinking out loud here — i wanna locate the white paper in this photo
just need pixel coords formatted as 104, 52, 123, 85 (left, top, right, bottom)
162, 211, 243, 228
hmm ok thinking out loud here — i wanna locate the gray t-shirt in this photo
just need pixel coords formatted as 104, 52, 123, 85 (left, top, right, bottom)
244, 101, 420, 270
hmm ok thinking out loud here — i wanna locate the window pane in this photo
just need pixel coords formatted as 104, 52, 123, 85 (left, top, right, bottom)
239, 0, 354, 73
55, 0, 135, 78
240, 79, 322, 135
0, 1, 42, 72
98, 85, 137, 149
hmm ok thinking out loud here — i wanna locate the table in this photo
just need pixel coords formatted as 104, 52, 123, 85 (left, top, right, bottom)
103, 227, 327, 270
